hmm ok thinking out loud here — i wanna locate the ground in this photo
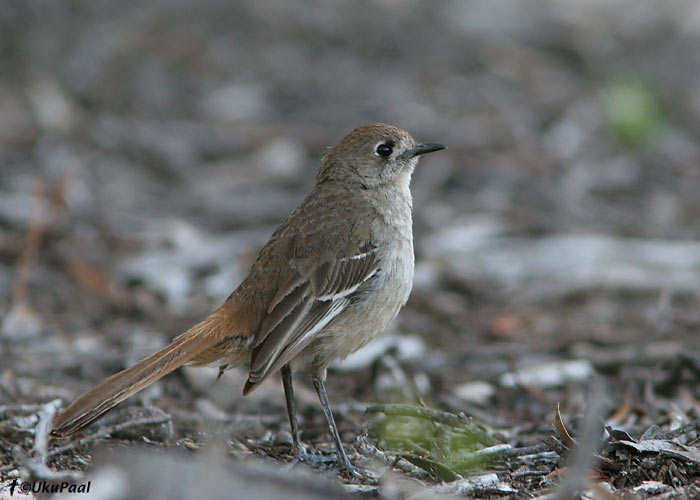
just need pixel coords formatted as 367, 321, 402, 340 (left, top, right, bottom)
2, 1, 700, 499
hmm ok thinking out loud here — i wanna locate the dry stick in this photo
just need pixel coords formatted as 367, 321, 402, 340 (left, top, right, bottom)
450, 443, 513, 472
553, 377, 606, 500
354, 434, 431, 479
48, 413, 173, 459
11, 180, 49, 310
23, 400, 83, 482
365, 404, 498, 446
32, 400, 60, 464
400, 453, 461, 482
659, 419, 700, 440
8, 178, 66, 321
554, 402, 576, 448
0, 413, 173, 476
502, 443, 551, 459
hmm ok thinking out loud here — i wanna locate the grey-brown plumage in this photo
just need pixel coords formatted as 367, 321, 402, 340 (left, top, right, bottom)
51, 123, 445, 471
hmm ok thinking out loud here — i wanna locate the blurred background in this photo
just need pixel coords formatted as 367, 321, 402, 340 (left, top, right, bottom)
2, 0, 700, 494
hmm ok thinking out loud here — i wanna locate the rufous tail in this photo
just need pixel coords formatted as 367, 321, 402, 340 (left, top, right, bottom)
51, 314, 227, 438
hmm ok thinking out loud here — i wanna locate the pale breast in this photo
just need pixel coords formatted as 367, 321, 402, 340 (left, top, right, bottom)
300, 182, 416, 374
304, 234, 414, 372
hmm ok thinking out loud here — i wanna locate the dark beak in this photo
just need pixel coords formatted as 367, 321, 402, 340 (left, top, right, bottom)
403, 142, 446, 160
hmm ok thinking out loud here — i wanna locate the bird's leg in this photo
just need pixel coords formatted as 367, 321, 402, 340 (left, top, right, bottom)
282, 366, 345, 469
311, 375, 361, 475
281, 364, 309, 461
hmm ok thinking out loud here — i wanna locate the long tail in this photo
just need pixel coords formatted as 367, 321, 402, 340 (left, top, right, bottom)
51, 314, 228, 438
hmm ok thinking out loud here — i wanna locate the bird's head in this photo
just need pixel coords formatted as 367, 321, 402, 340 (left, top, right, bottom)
318, 123, 445, 190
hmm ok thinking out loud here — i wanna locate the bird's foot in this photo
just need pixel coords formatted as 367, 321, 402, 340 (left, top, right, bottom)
337, 462, 366, 480
285, 444, 374, 480
287, 448, 372, 480
334, 454, 376, 481
287, 445, 335, 468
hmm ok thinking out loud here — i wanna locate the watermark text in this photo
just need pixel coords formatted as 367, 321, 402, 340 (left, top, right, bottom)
7, 478, 91, 495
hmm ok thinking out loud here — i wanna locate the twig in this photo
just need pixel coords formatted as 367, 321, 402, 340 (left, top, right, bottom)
4, 177, 67, 339
64, 259, 131, 306
467, 443, 512, 458
399, 453, 461, 481
502, 443, 551, 458
553, 402, 576, 449
48, 413, 172, 459
23, 399, 83, 482
11, 181, 48, 310
512, 470, 551, 479
450, 443, 513, 472
659, 419, 700, 440
553, 377, 606, 500
32, 400, 60, 464
354, 433, 430, 479
10, 178, 66, 311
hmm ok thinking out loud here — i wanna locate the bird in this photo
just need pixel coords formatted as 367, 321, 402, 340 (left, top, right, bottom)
50, 122, 445, 472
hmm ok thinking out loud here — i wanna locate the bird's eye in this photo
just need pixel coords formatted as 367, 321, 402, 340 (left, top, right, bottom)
376, 144, 393, 157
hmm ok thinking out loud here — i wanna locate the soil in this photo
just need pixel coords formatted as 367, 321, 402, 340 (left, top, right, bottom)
2, 1, 700, 498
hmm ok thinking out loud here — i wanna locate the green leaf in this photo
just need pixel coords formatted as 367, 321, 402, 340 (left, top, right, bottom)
602, 78, 663, 147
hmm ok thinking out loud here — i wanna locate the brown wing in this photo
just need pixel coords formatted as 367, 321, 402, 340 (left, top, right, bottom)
243, 247, 380, 394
